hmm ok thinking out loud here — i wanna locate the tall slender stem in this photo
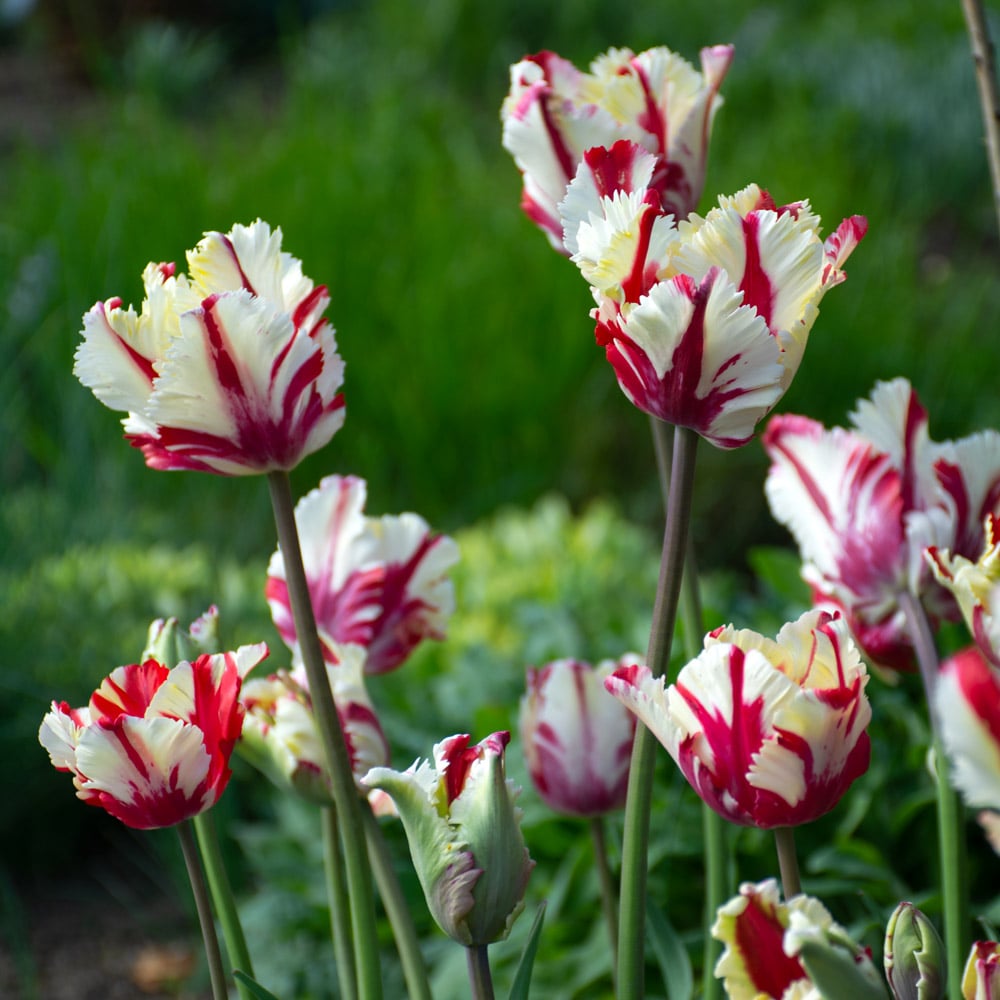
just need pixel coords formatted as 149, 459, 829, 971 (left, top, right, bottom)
589, 816, 619, 989
618, 424, 699, 998
960, 0, 1000, 241
675, 525, 727, 1000
773, 827, 801, 900
267, 471, 383, 1000
899, 588, 968, 1000
362, 804, 432, 1000
192, 811, 254, 1000
177, 819, 228, 1000
322, 805, 358, 1000
466, 945, 496, 1000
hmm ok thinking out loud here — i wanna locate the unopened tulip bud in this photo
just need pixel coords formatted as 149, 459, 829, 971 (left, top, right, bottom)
884, 902, 945, 1000
364, 732, 534, 946
143, 606, 220, 665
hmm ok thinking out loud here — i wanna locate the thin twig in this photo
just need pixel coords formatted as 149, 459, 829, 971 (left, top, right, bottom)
961, 0, 1000, 241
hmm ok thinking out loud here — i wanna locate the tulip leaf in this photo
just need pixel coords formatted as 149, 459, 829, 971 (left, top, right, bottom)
233, 970, 283, 1000
646, 898, 694, 1000
507, 900, 547, 1000
795, 940, 890, 1000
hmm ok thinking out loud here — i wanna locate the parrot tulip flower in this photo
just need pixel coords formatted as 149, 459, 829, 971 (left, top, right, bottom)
240, 643, 390, 804
605, 609, 871, 828
266, 474, 459, 674
764, 378, 1000, 670
501, 44, 734, 251
74, 219, 345, 475
520, 656, 639, 817
713, 879, 885, 1000
39, 643, 268, 829
363, 732, 533, 947
559, 143, 866, 449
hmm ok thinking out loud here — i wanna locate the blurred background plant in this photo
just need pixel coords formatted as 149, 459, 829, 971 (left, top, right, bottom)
3, 0, 999, 996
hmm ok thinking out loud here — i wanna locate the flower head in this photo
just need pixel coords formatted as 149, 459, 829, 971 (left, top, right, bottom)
520, 655, 638, 817
74, 220, 345, 475
605, 609, 871, 828
39, 643, 268, 829
363, 732, 534, 946
266, 475, 459, 674
713, 879, 883, 1000
501, 44, 734, 251
764, 379, 1000, 670
560, 144, 865, 449
240, 642, 389, 805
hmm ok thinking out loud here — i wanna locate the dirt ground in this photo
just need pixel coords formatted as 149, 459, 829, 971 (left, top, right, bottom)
0, 876, 211, 1000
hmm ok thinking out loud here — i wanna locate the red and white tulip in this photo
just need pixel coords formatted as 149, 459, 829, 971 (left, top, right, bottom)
266, 474, 459, 674
713, 879, 883, 1000
764, 378, 1000, 670
560, 143, 866, 448
39, 643, 268, 829
501, 44, 734, 251
240, 642, 390, 804
74, 219, 345, 475
604, 610, 871, 828
520, 656, 638, 818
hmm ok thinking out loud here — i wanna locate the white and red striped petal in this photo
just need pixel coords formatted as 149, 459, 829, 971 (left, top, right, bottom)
675, 185, 864, 385
501, 53, 631, 252
765, 379, 1000, 670
963, 941, 1000, 1000
605, 610, 871, 828
132, 290, 344, 475
76, 220, 345, 477
599, 268, 784, 449
266, 474, 458, 674
561, 141, 678, 297
72, 716, 214, 829
520, 656, 638, 818
502, 43, 733, 251
763, 413, 907, 621
627, 45, 734, 217
186, 220, 325, 331
936, 647, 1000, 812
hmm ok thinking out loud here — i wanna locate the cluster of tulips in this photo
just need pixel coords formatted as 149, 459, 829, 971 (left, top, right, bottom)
38, 32, 1000, 1000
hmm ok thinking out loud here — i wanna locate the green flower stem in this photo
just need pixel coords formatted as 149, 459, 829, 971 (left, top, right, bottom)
619, 423, 699, 998
322, 805, 358, 1000
899, 588, 968, 1000
177, 819, 228, 1000
675, 525, 727, 1000
267, 471, 383, 1000
466, 944, 496, 1000
192, 810, 255, 1000
361, 803, 432, 1000
773, 827, 802, 899
589, 816, 619, 989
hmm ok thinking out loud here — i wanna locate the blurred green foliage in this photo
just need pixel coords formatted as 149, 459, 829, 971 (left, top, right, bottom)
4, 0, 1000, 995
